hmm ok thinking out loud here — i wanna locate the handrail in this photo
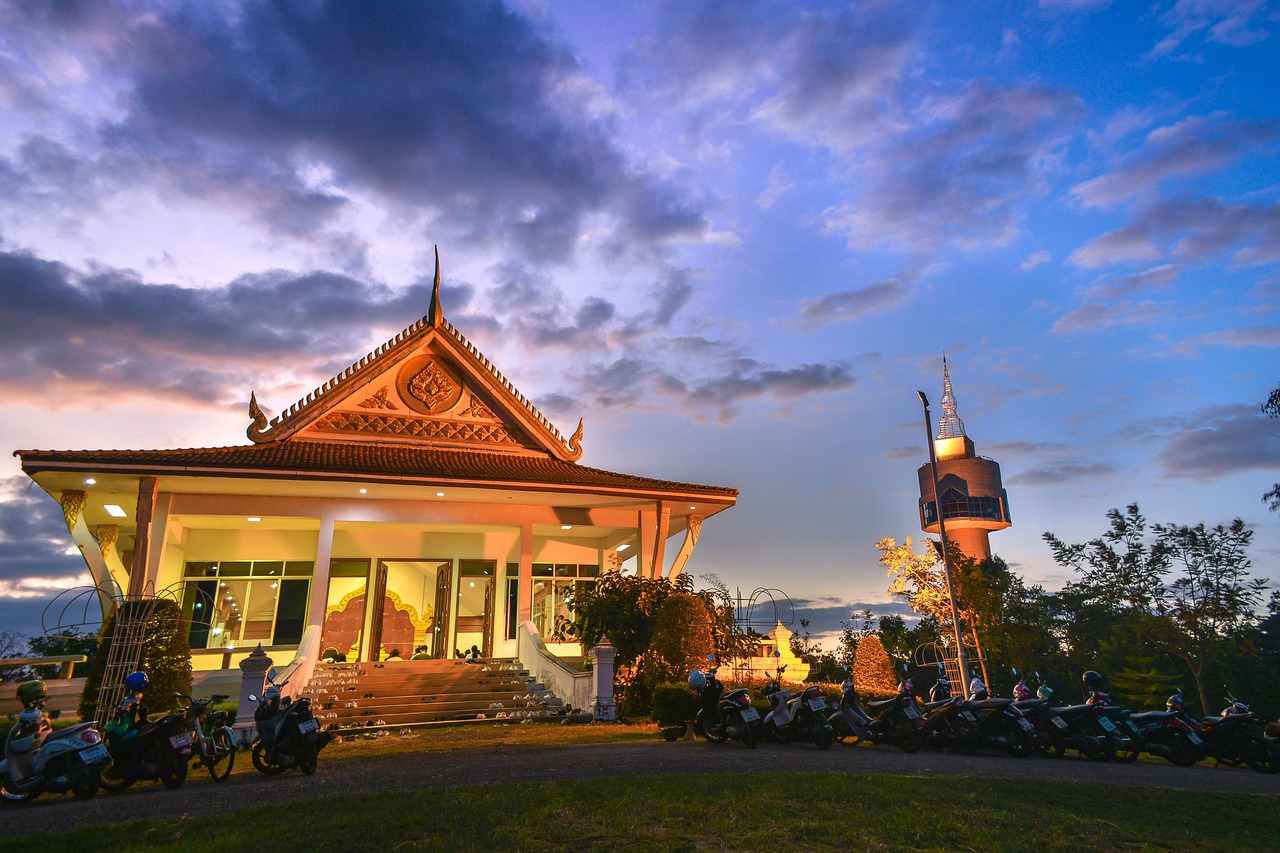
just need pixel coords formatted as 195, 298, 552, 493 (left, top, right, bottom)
0, 655, 88, 679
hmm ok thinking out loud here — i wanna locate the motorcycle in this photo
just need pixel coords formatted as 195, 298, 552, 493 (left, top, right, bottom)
927, 695, 1034, 757
690, 660, 759, 748
178, 693, 237, 781
828, 675, 923, 752
250, 668, 331, 775
100, 696, 197, 791
1164, 690, 1275, 772
1125, 691, 1204, 767
761, 664, 833, 750
1025, 677, 1125, 762
0, 680, 109, 803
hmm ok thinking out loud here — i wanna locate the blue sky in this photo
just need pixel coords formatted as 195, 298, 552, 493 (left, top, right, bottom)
0, 0, 1277, 644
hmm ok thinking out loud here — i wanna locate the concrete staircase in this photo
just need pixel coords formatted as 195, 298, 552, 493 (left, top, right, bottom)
301, 658, 567, 732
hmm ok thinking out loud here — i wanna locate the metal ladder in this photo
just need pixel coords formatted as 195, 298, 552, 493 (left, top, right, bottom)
93, 597, 161, 728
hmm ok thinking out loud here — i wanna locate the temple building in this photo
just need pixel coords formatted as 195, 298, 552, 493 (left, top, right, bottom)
916, 358, 1011, 562
16, 259, 737, 685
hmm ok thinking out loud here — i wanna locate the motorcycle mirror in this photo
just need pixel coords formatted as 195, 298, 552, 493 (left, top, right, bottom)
248, 694, 258, 702
267, 667, 277, 681
1012, 667, 1019, 676
773, 650, 781, 658
707, 653, 715, 662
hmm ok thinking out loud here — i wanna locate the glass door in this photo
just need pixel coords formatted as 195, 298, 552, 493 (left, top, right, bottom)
375, 559, 449, 661
456, 560, 496, 658
320, 559, 371, 662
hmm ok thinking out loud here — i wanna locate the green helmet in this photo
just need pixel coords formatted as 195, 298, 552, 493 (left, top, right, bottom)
17, 680, 48, 707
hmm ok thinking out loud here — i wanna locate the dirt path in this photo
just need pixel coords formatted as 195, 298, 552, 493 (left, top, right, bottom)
2, 739, 1278, 839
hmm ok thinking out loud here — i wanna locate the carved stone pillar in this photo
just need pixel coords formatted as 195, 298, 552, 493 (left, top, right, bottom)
234, 645, 274, 747
589, 635, 618, 722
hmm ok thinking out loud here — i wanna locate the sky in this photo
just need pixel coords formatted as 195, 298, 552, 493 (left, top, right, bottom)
0, 0, 1277, 647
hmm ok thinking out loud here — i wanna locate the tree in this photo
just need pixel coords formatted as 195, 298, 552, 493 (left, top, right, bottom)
1152, 518, 1267, 714
1043, 504, 1170, 613
0, 630, 28, 681
27, 632, 98, 680
647, 592, 714, 684
851, 634, 899, 698
1263, 381, 1280, 512
78, 600, 193, 720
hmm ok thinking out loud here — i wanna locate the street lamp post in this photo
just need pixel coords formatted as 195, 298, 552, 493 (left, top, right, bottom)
917, 390, 972, 700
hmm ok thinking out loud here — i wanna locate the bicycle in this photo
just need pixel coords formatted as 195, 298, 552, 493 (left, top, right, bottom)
178, 693, 237, 781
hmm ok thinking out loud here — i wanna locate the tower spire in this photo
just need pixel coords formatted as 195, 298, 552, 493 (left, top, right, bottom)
428, 245, 443, 327
938, 354, 966, 439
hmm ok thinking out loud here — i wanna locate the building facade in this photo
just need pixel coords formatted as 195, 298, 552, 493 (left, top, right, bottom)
17, 263, 737, 677
916, 358, 1011, 562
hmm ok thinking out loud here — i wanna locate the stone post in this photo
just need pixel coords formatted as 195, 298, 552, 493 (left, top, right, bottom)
234, 645, 273, 748
589, 636, 618, 721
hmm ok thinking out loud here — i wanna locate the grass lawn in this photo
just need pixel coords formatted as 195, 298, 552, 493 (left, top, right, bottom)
4, 769, 1276, 852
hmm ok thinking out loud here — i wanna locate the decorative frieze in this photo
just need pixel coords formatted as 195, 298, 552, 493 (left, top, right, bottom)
357, 387, 399, 410
311, 411, 530, 447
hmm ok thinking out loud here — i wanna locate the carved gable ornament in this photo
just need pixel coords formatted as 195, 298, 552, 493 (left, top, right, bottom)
396, 354, 464, 416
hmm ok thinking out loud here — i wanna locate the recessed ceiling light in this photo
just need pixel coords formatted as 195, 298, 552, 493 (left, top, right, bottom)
359, 488, 367, 494
247, 517, 261, 522
84, 478, 96, 486
690, 506, 697, 510
436, 492, 445, 497
617, 543, 630, 551
104, 504, 127, 518
561, 524, 572, 530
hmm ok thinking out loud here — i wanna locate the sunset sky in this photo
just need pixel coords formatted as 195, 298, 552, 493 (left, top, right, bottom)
1, 0, 1277, 645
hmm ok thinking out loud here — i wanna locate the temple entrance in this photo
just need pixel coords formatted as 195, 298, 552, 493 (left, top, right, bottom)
371, 559, 447, 661
455, 560, 496, 659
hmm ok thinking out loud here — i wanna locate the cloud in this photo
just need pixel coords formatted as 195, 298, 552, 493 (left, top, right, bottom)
0, 477, 90, 611
0, 0, 708, 264
1006, 461, 1119, 487
1020, 251, 1051, 271
1148, 0, 1274, 59
1069, 197, 1280, 269
1072, 113, 1280, 209
798, 271, 914, 328
1152, 404, 1280, 481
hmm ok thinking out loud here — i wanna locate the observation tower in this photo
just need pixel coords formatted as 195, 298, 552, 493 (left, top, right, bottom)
916, 358, 1011, 562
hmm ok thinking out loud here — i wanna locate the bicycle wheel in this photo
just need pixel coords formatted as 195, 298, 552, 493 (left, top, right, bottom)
207, 728, 236, 781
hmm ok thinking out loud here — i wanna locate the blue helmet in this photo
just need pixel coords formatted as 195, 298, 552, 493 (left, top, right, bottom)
125, 670, 149, 692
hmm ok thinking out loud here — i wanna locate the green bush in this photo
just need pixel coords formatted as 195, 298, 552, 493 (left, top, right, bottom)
650, 683, 700, 727
78, 599, 193, 720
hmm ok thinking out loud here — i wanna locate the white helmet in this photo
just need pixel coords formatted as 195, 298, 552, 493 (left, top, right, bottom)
688, 670, 707, 691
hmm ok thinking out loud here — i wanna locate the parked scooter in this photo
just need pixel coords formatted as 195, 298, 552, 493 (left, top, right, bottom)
761, 658, 833, 750
250, 668, 331, 775
1182, 693, 1278, 774
0, 680, 109, 803
1124, 690, 1204, 767
690, 656, 759, 748
828, 671, 923, 752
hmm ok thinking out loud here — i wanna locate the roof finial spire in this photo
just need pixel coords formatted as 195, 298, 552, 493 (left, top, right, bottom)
938, 353, 966, 439
428, 245, 443, 327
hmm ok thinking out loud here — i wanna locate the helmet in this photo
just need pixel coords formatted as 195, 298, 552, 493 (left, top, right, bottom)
16, 680, 48, 707
1081, 670, 1103, 690
1222, 701, 1248, 716
1167, 692, 1185, 712
1037, 684, 1054, 700
1013, 681, 1031, 701
125, 671, 149, 692
688, 670, 707, 691
897, 678, 914, 694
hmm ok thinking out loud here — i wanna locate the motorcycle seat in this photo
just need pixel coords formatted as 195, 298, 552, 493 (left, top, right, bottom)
963, 699, 1012, 711
922, 698, 953, 711
1014, 699, 1049, 713
866, 697, 898, 712
1129, 710, 1177, 722
722, 688, 751, 702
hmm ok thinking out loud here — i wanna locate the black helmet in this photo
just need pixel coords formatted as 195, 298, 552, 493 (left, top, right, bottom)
1167, 691, 1185, 712
1081, 670, 1103, 690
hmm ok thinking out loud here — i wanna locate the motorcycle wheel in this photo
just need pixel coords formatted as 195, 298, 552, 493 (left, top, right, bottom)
1036, 732, 1066, 759
1166, 735, 1202, 767
733, 712, 759, 749
71, 765, 99, 800
98, 760, 134, 792
159, 753, 188, 789
1004, 729, 1031, 758
896, 723, 923, 754
296, 738, 318, 776
251, 741, 285, 776
1240, 734, 1276, 774
207, 728, 236, 781
1113, 738, 1140, 763
812, 716, 833, 751
0, 769, 36, 804
697, 710, 726, 744
833, 717, 860, 746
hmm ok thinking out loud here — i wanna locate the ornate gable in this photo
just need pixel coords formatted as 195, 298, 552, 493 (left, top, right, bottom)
246, 253, 584, 462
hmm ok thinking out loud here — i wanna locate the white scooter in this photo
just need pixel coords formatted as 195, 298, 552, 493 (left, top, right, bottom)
761, 656, 833, 750
0, 680, 110, 803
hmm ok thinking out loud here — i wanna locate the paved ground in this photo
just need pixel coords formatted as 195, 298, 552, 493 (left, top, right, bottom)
2, 738, 1278, 839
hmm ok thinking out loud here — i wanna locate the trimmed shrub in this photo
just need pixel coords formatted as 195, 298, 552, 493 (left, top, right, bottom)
650, 683, 700, 727
78, 599, 193, 720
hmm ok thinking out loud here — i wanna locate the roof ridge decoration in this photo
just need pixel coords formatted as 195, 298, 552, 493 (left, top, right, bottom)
938, 353, 966, 440
245, 249, 584, 462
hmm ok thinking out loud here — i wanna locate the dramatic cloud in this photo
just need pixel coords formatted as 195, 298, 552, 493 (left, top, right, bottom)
0, 0, 707, 264
798, 271, 914, 328
0, 477, 90, 636
1149, 0, 1274, 59
1006, 461, 1119, 487
1072, 113, 1280, 209
1152, 404, 1280, 482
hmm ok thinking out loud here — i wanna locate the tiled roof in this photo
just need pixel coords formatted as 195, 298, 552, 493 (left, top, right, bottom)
15, 443, 738, 498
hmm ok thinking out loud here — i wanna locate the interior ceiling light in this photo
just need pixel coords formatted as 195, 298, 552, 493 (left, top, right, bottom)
436, 492, 445, 497
247, 517, 261, 522
617, 543, 630, 551
84, 478, 96, 486
104, 504, 127, 518
561, 524, 572, 530
359, 488, 367, 494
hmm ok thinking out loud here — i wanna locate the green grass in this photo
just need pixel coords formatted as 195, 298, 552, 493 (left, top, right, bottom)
5, 772, 1276, 853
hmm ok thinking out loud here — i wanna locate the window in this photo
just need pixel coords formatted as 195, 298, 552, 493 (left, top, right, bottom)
522, 562, 598, 637
182, 560, 313, 649
921, 489, 1010, 527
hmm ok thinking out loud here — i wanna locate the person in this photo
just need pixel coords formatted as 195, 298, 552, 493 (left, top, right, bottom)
386, 648, 403, 661
105, 670, 150, 760
410, 645, 431, 660
464, 644, 481, 664
968, 673, 988, 701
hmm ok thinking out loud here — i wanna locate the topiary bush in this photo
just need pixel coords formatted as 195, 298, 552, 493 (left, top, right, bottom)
78, 599, 193, 720
650, 683, 700, 727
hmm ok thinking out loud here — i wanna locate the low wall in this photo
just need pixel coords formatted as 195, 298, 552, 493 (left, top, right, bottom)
517, 621, 592, 713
